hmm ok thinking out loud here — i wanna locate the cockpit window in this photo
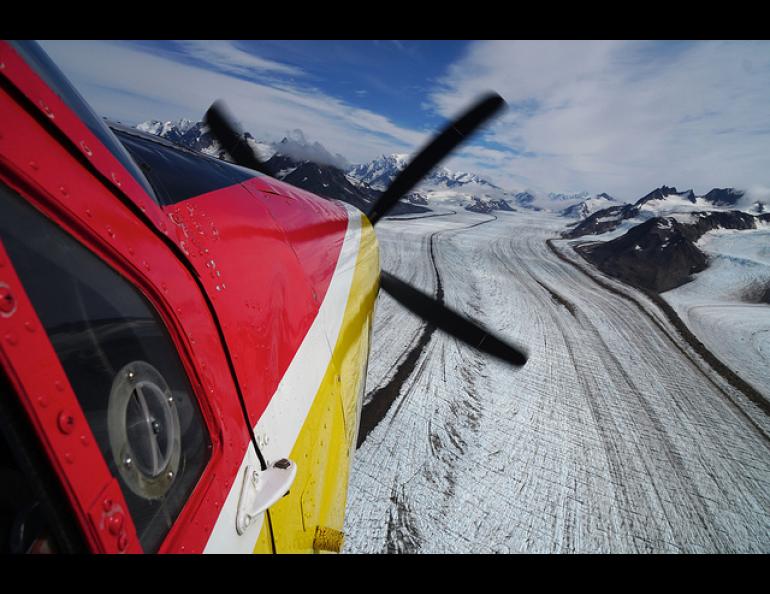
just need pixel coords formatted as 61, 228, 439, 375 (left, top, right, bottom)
9, 41, 159, 204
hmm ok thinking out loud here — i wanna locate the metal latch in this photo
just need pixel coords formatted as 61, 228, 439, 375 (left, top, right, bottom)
235, 458, 297, 536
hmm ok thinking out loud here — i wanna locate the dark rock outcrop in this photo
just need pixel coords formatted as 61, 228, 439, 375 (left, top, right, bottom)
562, 204, 639, 238
702, 188, 745, 207
635, 186, 695, 206
577, 211, 770, 293
577, 218, 707, 293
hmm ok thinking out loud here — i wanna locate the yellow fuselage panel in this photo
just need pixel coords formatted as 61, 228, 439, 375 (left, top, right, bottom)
266, 214, 379, 553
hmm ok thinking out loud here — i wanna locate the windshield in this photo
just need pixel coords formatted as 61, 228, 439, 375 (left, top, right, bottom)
9, 41, 158, 203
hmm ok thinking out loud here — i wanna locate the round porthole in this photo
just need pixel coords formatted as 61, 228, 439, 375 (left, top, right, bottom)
108, 361, 181, 500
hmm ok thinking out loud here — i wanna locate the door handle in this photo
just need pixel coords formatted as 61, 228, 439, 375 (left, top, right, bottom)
235, 458, 297, 536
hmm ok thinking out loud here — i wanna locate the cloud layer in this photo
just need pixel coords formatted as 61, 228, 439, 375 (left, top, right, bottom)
429, 40, 770, 200
39, 40, 429, 167
38, 40, 770, 201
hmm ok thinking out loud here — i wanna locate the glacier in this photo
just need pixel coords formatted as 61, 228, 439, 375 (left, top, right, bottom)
343, 210, 770, 553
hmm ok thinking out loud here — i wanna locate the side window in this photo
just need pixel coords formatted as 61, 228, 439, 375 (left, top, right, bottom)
0, 185, 211, 552
0, 372, 87, 554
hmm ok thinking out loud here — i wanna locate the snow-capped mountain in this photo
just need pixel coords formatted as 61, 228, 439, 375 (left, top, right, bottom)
465, 197, 515, 213
135, 118, 275, 162
136, 118, 196, 143
260, 147, 425, 216
564, 185, 769, 239
433, 168, 500, 190
133, 120, 584, 217
550, 191, 591, 203
347, 153, 500, 192
511, 190, 594, 212
347, 153, 521, 214
560, 193, 619, 219
134, 118, 429, 216
274, 130, 349, 170
577, 210, 770, 293
348, 154, 410, 190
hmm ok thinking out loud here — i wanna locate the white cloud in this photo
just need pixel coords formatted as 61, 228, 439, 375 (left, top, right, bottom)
37, 40, 770, 199
38, 40, 430, 167
428, 40, 770, 200
177, 40, 306, 78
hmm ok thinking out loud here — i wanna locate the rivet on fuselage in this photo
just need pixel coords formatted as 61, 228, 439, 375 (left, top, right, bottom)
38, 100, 55, 119
57, 410, 75, 435
0, 285, 16, 316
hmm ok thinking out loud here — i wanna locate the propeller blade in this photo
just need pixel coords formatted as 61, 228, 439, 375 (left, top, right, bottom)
204, 100, 271, 175
380, 270, 527, 367
367, 92, 506, 225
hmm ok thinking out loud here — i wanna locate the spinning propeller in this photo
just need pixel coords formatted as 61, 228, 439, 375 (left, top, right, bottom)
204, 93, 527, 367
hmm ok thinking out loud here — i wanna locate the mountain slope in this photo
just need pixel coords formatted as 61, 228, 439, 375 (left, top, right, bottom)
564, 185, 768, 239
561, 193, 619, 219
576, 211, 770, 293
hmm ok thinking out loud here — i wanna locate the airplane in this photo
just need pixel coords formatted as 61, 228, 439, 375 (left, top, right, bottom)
0, 40, 526, 553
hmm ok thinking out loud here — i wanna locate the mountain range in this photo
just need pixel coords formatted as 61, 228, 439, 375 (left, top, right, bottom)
561, 184, 770, 298
576, 209, 770, 293
563, 185, 766, 239
131, 119, 766, 233
349, 153, 501, 192
132, 118, 606, 217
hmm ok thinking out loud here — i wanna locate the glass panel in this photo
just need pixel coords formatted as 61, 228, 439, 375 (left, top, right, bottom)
9, 41, 159, 204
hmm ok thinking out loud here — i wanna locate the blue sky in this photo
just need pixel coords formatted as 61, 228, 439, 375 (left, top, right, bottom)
40, 40, 770, 201
122, 40, 470, 130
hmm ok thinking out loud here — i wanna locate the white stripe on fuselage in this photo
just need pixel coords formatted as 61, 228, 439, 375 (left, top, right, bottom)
203, 205, 361, 553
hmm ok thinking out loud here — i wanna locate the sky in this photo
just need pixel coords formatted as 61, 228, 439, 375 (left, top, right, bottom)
39, 39, 770, 202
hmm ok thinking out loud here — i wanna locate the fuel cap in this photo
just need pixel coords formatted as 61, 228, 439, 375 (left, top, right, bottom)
108, 361, 181, 499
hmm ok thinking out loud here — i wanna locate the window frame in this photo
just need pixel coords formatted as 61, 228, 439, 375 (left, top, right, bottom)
0, 177, 246, 553
0, 186, 219, 552
0, 44, 266, 553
